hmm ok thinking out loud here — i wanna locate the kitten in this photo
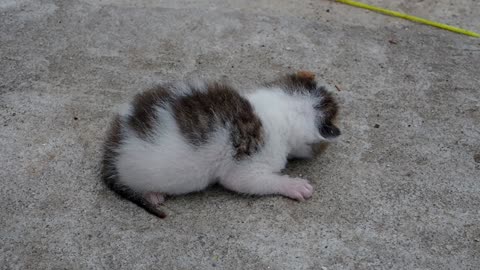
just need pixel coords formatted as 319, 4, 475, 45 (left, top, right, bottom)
101, 71, 340, 218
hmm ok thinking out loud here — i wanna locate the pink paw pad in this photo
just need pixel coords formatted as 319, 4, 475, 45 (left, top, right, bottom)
281, 178, 313, 201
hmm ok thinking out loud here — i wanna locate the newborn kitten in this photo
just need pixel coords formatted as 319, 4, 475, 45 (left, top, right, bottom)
101, 71, 340, 218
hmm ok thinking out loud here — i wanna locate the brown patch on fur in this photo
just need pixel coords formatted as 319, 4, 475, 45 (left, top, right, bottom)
173, 82, 264, 159
316, 89, 341, 138
267, 71, 318, 93
128, 86, 172, 139
317, 90, 339, 122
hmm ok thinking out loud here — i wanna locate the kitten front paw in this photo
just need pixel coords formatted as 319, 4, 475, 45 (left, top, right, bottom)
280, 178, 313, 201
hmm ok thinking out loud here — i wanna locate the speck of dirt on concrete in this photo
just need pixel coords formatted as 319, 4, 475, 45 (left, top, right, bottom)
474, 153, 480, 163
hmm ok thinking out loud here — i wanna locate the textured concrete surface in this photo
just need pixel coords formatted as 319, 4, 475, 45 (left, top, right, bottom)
1, 0, 479, 269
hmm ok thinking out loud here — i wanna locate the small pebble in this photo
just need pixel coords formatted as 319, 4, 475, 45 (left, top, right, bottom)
473, 153, 480, 163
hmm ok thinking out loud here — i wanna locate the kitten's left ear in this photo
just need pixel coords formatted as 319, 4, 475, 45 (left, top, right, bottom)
293, 70, 317, 90
319, 122, 341, 139
296, 70, 316, 81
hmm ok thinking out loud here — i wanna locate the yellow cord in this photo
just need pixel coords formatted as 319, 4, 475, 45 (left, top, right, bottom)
336, 0, 480, 38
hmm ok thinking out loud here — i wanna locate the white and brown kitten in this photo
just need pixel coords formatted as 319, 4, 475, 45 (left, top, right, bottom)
101, 71, 340, 218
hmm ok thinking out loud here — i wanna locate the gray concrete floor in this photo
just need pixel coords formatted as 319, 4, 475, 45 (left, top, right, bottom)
1, 0, 479, 269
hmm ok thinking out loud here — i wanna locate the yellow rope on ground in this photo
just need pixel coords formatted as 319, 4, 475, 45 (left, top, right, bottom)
336, 0, 480, 38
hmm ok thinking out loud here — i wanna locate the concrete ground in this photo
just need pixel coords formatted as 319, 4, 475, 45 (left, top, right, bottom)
1, 0, 479, 269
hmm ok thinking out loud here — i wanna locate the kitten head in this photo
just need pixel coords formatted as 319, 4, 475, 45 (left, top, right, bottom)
272, 71, 341, 140
313, 87, 340, 140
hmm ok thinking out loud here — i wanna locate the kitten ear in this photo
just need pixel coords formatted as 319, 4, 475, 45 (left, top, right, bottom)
319, 122, 341, 139
293, 70, 317, 90
296, 70, 316, 81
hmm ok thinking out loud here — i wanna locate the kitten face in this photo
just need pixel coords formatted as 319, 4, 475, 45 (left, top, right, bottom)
314, 88, 340, 140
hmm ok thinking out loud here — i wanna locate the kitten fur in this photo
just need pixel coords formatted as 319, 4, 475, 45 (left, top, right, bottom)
101, 71, 340, 218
